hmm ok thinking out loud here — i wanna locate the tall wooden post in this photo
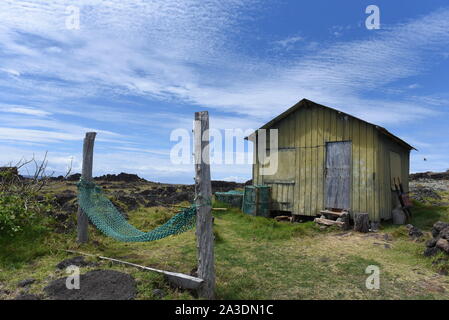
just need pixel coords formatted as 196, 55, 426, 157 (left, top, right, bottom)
77, 132, 96, 244
194, 111, 215, 299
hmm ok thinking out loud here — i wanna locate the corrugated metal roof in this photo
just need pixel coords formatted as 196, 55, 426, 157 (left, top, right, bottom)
245, 98, 416, 151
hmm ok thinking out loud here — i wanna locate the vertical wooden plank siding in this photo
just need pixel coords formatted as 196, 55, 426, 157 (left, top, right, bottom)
252, 102, 410, 221
304, 106, 311, 215
366, 125, 374, 219
343, 115, 351, 140
352, 120, 360, 215
381, 136, 387, 219
404, 152, 410, 192
373, 130, 380, 221
378, 135, 385, 219
336, 113, 344, 141
294, 111, 300, 214
288, 116, 295, 208
310, 107, 318, 215
375, 135, 411, 220
359, 122, 367, 213
298, 110, 308, 215
316, 108, 325, 212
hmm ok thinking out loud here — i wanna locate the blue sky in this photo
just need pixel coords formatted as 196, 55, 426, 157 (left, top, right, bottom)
0, 0, 448, 183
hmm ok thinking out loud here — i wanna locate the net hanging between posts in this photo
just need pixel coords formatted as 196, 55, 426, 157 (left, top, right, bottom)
77, 178, 197, 242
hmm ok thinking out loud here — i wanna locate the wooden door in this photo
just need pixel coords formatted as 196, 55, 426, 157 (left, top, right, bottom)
389, 151, 402, 207
325, 141, 352, 210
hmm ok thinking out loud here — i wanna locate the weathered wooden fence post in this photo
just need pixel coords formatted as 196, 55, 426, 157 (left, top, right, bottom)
194, 111, 215, 299
77, 132, 97, 244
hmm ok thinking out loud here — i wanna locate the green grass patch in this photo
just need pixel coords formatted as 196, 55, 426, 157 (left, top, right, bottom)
0, 223, 52, 267
2, 193, 449, 300
214, 205, 319, 241
410, 201, 449, 230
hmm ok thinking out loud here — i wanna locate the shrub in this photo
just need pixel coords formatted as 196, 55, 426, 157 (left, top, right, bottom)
0, 192, 51, 237
0, 193, 33, 236
0, 155, 61, 237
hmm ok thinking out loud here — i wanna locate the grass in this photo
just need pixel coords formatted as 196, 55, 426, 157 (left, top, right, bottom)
1, 190, 449, 300
0, 223, 51, 267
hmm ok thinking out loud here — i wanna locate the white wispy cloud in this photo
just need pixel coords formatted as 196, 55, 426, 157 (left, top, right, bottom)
275, 35, 304, 48
408, 83, 421, 89
0, 104, 51, 116
2, 2, 448, 123
0, 2, 448, 180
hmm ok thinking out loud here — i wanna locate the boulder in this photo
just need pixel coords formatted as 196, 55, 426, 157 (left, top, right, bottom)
436, 239, 449, 253
49, 175, 65, 181
56, 256, 95, 270
66, 173, 81, 181
410, 186, 442, 203
439, 227, 449, 240
167, 191, 192, 203
18, 278, 36, 288
0, 167, 19, 183
152, 289, 166, 299
138, 189, 153, 196
115, 194, 139, 211
211, 180, 244, 193
0, 166, 18, 175
410, 170, 449, 181
94, 173, 144, 183
60, 201, 77, 213
426, 238, 438, 248
54, 190, 76, 206
432, 221, 449, 237
424, 247, 440, 257
406, 224, 423, 239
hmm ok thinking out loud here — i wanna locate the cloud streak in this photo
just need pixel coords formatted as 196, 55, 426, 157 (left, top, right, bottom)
0, 2, 448, 181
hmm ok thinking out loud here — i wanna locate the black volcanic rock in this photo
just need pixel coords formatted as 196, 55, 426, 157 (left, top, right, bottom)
94, 172, 145, 183
410, 170, 449, 181
67, 173, 81, 181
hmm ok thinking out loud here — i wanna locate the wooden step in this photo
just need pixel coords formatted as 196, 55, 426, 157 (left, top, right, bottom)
274, 215, 292, 222
314, 217, 345, 226
320, 210, 348, 217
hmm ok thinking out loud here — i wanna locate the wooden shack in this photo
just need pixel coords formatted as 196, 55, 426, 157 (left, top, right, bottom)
248, 99, 415, 222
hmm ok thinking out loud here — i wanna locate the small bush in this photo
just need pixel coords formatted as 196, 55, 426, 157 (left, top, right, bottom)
0, 156, 62, 238
0, 192, 51, 237
0, 193, 33, 236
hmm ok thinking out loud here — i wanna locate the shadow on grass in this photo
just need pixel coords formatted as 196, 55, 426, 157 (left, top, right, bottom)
0, 224, 50, 268
213, 201, 321, 241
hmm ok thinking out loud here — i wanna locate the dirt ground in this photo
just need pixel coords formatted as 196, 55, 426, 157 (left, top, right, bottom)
44, 270, 136, 300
